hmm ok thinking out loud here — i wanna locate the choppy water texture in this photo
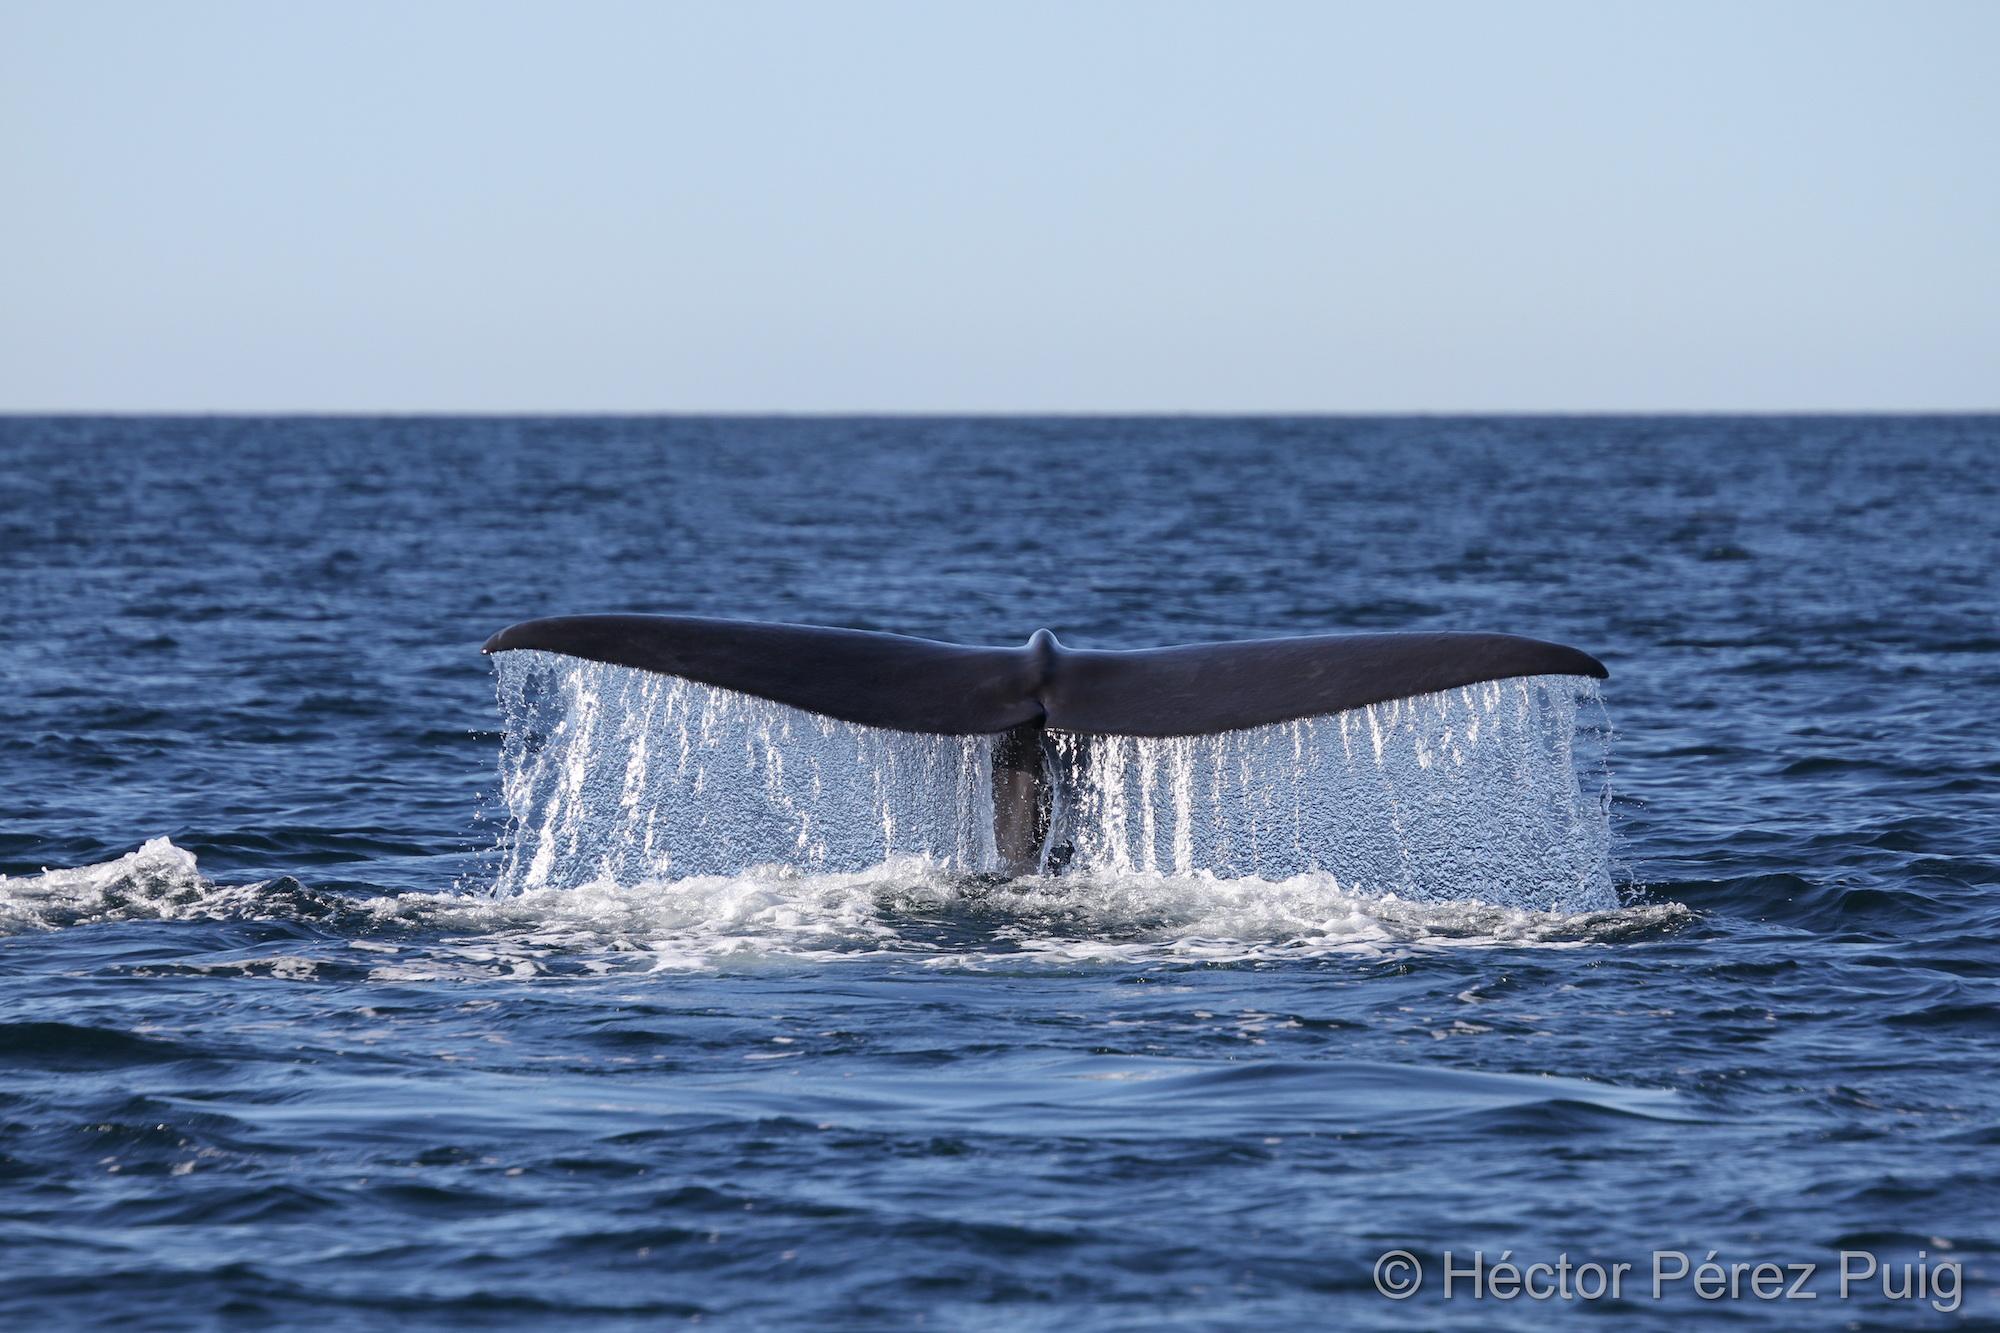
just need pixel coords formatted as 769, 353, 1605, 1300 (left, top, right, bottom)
1, 416, 1996, 1329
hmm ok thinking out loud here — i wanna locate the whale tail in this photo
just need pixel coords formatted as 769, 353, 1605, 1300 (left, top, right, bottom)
481, 615, 1608, 874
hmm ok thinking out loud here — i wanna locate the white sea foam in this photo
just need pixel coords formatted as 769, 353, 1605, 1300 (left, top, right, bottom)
363, 865, 1679, 976
0, 836, 211, 932
0, 839, 1684, 973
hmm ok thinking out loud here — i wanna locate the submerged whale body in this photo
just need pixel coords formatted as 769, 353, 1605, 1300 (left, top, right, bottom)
482, 616, 1609, 876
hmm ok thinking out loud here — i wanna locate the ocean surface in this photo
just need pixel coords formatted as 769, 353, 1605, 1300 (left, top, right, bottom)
1, 415, 1996, 1329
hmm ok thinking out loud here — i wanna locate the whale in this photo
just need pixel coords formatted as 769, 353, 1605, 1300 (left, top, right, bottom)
482, 615, 1608, 874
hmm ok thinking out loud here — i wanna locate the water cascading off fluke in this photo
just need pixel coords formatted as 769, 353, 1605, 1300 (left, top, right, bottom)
484, 617, 1617, 911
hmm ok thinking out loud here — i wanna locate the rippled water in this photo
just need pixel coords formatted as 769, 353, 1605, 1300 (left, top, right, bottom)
2, 416, 1996, 1328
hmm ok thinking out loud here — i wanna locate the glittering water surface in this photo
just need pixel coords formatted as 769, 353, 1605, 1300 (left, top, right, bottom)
1, 416, 1997, 1329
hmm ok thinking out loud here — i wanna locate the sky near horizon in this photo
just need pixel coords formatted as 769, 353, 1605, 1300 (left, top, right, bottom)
1, 1, 1994, 413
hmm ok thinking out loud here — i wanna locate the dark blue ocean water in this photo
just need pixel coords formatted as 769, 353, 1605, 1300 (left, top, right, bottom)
1, 416, 1996, 1329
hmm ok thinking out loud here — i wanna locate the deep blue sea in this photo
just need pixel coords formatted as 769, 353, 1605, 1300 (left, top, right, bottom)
2, 416, 1996, 1329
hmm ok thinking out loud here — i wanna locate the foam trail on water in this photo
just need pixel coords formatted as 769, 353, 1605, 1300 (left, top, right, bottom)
492, 652, 1615, 911
0, 841, 1686, 970
495, 651, 999, 888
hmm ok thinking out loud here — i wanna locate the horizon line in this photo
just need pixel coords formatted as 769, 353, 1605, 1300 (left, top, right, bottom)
4, 407, 1998, 420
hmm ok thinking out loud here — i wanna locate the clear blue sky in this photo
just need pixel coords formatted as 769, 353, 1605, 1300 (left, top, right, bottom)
2, 1, 1994, 412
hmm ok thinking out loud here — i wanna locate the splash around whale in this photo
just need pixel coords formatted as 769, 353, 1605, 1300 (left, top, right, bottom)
481, 617, 1617, 906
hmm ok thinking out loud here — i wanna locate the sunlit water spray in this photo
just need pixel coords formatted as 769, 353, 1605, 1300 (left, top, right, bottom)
493, 651, 1000, 888
491, 651, 1617, 913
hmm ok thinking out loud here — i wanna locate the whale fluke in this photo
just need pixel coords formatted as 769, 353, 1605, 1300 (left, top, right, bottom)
483, 615, 1608, 874
480, 614, 1606, 738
